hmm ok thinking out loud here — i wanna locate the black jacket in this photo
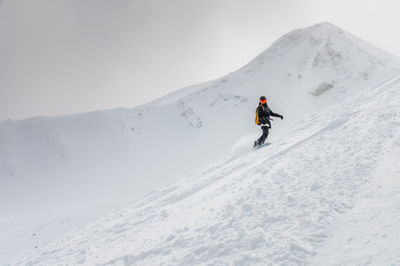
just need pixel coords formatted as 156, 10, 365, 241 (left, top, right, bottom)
257, 103, 281, 125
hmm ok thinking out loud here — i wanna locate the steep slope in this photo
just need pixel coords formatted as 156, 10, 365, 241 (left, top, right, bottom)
12, 76, 400, 265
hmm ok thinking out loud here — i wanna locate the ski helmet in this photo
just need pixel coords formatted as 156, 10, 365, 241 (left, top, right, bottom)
259, 96, 267, 103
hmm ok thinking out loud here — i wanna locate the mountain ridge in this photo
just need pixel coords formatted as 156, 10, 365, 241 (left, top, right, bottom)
3, 22, 399, 124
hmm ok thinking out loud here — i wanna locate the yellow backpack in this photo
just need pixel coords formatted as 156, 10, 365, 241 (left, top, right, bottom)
255, 105, 264, 125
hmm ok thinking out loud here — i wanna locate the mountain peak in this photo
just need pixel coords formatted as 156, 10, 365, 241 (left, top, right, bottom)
304, 21, 343, 35
265, 22, 346, 55
243, 21, 400, 93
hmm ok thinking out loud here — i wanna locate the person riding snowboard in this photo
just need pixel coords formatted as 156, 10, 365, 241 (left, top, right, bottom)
254, 96, 283, 148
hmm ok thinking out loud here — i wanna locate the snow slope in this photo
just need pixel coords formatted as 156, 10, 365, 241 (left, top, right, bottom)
11, 76, 400, 265
2, 22, 400, 263
1, 22, 400, 214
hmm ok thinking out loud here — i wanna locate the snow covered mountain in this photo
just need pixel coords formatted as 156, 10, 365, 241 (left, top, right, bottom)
1, 22, 399, 213
11, 74, 400, 265
2, 22, 400, 264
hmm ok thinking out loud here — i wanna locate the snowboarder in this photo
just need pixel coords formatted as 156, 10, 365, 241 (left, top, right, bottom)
254, 96, 283, 148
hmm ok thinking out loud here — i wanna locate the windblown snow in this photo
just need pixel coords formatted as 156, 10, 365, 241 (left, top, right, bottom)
2, 22, 400, 264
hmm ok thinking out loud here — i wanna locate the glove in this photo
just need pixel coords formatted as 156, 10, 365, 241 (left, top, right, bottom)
280, 115, 284, 120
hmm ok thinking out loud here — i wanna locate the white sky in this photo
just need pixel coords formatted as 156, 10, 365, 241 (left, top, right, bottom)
1, 0, 400, 120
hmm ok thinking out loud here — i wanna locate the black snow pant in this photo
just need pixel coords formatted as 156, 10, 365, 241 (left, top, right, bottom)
256, 125, 270, 145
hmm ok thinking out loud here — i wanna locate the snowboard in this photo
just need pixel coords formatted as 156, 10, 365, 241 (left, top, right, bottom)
254, 142, 271, 149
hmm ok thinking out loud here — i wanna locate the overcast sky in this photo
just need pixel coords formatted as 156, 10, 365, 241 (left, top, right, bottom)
1, 0, 400, 120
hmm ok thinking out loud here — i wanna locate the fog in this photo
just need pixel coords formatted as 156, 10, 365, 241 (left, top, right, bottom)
1, 0, 400, 120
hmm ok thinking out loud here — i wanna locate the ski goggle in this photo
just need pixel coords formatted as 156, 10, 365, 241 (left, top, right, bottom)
260, 99, 267, 103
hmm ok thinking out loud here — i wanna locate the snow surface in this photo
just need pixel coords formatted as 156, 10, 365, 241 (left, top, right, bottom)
10, 75, 400, 265
2, 22, 400, 264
